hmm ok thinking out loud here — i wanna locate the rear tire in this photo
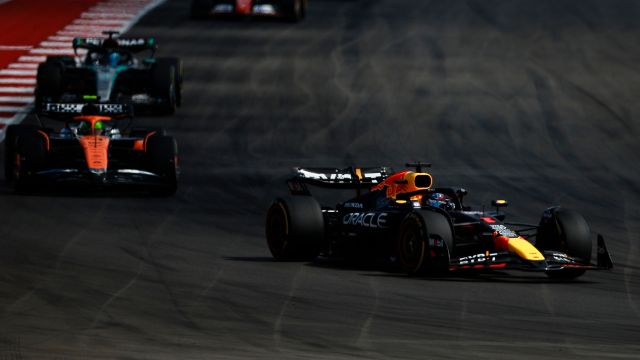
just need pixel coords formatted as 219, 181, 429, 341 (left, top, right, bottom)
12, 127, 47, 192
36, 62, 63, 110
129, 127, 167, 138
284, 0, 305, 22
155, 58, 183, 106
150, 60, 178, 115
190, 0, 211, 19
266, 196, 324, 261
538, 208, 591, 279
397, 209, 452, 275
146, 135, 178, 196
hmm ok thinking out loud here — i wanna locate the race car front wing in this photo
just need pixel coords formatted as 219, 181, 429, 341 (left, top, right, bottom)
448, 235, 613, 273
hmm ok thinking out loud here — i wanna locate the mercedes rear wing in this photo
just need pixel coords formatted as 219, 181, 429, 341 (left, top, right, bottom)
72, 36, 157, 55
288, 167, 391, 195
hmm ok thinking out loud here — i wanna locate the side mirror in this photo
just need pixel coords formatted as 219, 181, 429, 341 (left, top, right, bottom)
491, 199, 508, 208
491, 199, 508, 220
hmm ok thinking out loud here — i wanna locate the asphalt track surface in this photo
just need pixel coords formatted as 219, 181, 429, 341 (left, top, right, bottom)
2, 1, 640, 359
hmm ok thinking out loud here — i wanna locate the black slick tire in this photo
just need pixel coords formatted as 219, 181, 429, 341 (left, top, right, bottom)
146, 135, 178, 196
36, 62, 63, 110
397, 209, 452, 276
12, 127, 47, 192
150, 59, 178, 115
190, 0, 211, 19
284, 0, 305, 22
265, 196, 323, 261
538, 208, 591, 279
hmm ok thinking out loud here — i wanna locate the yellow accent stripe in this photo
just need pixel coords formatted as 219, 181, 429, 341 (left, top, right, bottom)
508, 237, 545, 261
355, 168, 363, 180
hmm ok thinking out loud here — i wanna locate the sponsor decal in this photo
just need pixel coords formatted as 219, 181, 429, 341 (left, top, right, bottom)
77, 38, 148, 47
43, 103, 124, 114
299, 169, 352, 181
550, 252, 573, 263
428, 236, 444, 248
298, 169, 382, 183
458, 252, 498, 265
44, 103, 83, 113
117, 38, 147, 46
344, 202, 363, 209
490, 224, 518, 238
342, 212, 388, 228
363, 172, 382, 183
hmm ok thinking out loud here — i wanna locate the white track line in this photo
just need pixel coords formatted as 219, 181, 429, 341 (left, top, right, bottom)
57, 31, 109, 37
73, 19, 129, 25
0, 45, 34, 50
65, 25, 127, 32
81, 12, 135, 19
39, 41, 71, 48
48, 36, 75, 42
0, 87, 35, 93
0, 78, 36, 84
9, 63, 39, 69
0, 69, 37, 76
18, 56, 46, 62
0, 106, 27, 112
30, 48, 75, 55
0, 96, 33, 103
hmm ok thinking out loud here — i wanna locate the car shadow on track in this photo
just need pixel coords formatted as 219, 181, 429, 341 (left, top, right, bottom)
0, 184, 171, 198
224, 256, 599, 284
224, 256, 277, 262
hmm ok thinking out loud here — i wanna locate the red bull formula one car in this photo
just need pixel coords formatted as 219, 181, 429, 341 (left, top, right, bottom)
190, 0, 307, 22
4, 102, 179, 195
265, 163, 613, 279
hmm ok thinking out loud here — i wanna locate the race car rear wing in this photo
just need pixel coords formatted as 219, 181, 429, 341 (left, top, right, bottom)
38, 102, 133, 119
72, 37, 157, 55
288, 167, 391, 195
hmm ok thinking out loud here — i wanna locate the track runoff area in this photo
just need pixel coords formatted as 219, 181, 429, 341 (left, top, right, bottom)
0, 0, 166, 142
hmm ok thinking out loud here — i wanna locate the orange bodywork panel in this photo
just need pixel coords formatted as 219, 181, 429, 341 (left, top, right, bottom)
79, 135, 110, 170
236, 0, 252, 14
371, 170, 433, 200
37, 130, 50, 151
73, 115, 113, 170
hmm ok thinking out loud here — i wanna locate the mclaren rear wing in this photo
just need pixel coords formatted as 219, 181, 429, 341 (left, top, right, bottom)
38, 102, 133, 120
288, 167, 391, 195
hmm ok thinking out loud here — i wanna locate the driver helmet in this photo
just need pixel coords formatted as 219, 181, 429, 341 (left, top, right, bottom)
94, 120, 104, 134
108, 52, 120, 67
428, 192, 455, 211
77, 121, 91, 135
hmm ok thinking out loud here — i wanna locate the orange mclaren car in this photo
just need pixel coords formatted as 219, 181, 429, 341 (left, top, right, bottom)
4, 103, 179, 195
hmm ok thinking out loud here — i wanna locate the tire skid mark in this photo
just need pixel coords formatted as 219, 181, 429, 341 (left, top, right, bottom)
622, 199, 640, 318
0, 334, 23, 360
4, 199, 110, 317
354, 277, 379, 348
272, 264, 306, 348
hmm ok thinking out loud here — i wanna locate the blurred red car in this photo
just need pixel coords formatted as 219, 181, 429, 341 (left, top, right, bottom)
190, 0, 308, 22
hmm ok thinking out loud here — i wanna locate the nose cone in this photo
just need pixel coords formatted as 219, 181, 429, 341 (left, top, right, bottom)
508, 237, 545, 261
88, 168, 108, 183
80, 135, 110, 174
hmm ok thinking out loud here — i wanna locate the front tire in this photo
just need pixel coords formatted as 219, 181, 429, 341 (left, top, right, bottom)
538, 208, 591, 279
35, 62, 63, 111
146, 135, 178, 196
12, 127, 47, 192
284, 0, 305, 22
151, 60, 178, 115
266, 196, 324, 261
397, 209, 452, 275
190, 0, 211, 19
